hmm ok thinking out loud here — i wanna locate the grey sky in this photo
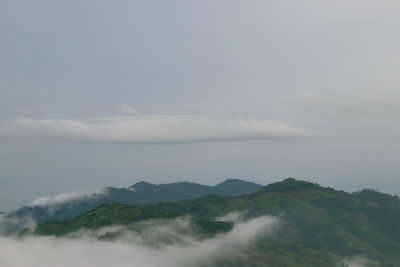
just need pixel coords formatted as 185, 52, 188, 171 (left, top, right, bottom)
1, 0, 400, 211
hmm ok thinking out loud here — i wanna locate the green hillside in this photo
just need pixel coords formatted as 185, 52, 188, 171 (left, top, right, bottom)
36, 178, 400, 266
6, 179, 261, 224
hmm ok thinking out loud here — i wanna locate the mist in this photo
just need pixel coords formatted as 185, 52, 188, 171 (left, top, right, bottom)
341, 255, 377, 267
26, 188, 108, 215
0, 214, 279, 267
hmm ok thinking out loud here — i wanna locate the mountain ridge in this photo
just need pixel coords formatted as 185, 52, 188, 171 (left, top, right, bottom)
35, 178, 400, 266
5, 178, 262, 224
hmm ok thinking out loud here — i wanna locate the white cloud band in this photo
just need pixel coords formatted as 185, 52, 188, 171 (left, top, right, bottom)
0, 116, 320, 144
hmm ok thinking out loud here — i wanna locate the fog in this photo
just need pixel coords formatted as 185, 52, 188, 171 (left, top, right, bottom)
0, 214, 36, 235
2, 0, 400, 211
0, 214, 279, 267
341, 255, 377, 267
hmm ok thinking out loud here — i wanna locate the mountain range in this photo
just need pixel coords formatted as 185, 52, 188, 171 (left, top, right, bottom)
35, 178, 400, 266
5, 179, 262, 224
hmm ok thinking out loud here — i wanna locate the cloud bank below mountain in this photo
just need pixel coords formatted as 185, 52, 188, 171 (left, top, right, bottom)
0, 214, 279, 267
0, 116, 320, 144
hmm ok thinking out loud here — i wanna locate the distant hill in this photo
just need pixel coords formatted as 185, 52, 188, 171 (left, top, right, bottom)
5, 179, 262, 224
36, 178, 400, 266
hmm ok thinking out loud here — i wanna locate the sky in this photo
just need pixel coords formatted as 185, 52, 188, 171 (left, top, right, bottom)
1, 0, 400, 211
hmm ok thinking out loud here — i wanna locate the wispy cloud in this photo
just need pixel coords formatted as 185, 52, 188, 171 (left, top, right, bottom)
0, 189, 109, 232
340, 255, 377, 267
0, 116, 320, 144
0, 214, 279, 267
116, 104, 139, 116
0, 214, 36, 235
301, 91, 400, 119
26, 189, 108, 214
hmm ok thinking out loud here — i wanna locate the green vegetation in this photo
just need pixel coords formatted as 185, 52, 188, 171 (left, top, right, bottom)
35, 178, 400, 266
6, 179, 261, 224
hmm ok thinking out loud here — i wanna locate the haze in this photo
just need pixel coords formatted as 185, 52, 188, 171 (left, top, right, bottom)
1, 0, 400, 211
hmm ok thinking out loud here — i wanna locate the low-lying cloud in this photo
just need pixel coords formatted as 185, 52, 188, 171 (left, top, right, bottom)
341, 255, 377, 267
0, 188, 109, 232
0, 214, 36, 235
0, 214, 280, 267
26, 188, 108, 214
0, 115, 320, 144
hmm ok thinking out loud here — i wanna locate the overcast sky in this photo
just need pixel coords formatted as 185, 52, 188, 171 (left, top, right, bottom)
1, 0, 400, 211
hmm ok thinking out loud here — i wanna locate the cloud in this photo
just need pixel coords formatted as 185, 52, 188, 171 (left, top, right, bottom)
26, 189, 108, 214
340, 255, 377, 267
0, 214, 279, 267
0, 189, 108, 233
0, 214, 36, 235
0, 116, 320, 144
301, 91, 400, 119
116, 104, 139, 116
0, 189, 109, 232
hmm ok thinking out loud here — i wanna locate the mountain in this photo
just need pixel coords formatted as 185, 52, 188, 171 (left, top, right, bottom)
5, 179, 262, 224
36, 178, 400, 266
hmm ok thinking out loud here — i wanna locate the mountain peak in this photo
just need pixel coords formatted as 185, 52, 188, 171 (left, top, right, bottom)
9, 179, 263, 224
213, 179, 262, 196
129, 181, 156, 189
261, 178, 323, 193
218, 178, 247, 184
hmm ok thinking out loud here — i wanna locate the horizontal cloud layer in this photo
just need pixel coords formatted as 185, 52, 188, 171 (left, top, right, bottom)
301, 91, 400, 119
0, 116, 320, 144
